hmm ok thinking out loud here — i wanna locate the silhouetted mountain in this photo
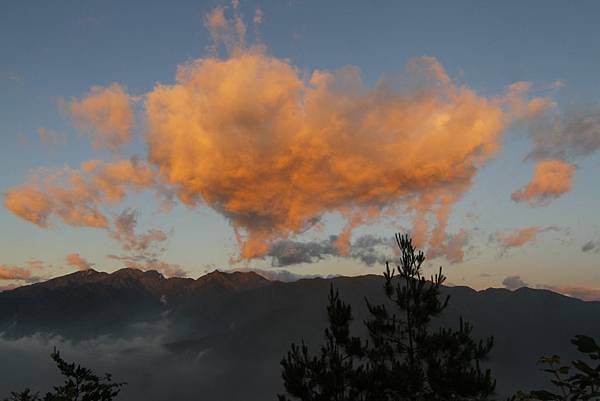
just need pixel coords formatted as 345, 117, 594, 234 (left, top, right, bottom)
1, 269, 599, 400
0, 268, 270, 339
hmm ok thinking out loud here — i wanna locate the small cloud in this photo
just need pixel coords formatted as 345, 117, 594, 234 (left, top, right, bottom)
527, 108, 600, 161
63, 83, 134, 153
582, 240, 599, 253
110, 209, 169, 253
37, 128, 67, 145
253, 7, 263, 26
427, 229, 469, 264
10, 74, 23, 82
502, 275, 528, 290
512, 160, 575, 206
493, 226, 560, 255
65, 253, 94, 271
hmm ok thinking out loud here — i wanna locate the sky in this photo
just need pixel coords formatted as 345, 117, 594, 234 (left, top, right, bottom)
1, 0, 599, 297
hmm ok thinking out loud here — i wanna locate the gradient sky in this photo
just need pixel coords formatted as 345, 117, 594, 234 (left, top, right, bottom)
1, 0, 599, 296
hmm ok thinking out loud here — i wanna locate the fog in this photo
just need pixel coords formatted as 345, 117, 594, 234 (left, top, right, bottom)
0, 322, 235, 400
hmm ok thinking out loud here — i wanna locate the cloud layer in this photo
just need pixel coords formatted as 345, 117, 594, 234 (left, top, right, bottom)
267, 234, 395, 267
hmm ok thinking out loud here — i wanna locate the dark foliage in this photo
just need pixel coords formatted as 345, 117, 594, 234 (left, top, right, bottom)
516, 336, 600, 401
278, 233, 496, 401
3, 389, 40, 401
4, 348, 125, 401
278, 287, 366, 401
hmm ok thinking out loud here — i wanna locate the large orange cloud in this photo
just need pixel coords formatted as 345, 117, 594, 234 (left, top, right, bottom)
65, 83, 133, 152
511, 159, 575, 206
145, 46, 511, 259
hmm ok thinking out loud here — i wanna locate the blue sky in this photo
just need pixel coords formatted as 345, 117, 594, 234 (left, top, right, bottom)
1, 0, 599, 294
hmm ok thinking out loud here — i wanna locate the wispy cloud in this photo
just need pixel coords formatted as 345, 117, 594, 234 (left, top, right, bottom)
0, 259, 49, 290
493, 226, 560, 255
582, 240, 599, 253
37, 128, 67, 145
107, 209, 183, 277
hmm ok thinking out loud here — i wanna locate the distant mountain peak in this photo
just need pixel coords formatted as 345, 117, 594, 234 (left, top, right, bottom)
195, 269, 271, 291
111, 268, 165, 280
35, 268, 108, 289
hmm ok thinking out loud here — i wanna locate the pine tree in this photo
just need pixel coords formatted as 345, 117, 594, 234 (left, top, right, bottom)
278, 233, 496, 401
3, 348, 125, 401
3, 389, 40, 401
362, 234, 495, 401
278, 286, 366, 401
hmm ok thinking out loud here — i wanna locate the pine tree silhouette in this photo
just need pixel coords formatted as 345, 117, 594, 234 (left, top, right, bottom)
278, 286, 366, 401
278, 233, 496, 401
3, 348, 125, 401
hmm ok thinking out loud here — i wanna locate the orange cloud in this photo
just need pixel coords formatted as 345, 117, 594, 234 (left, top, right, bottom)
494, 226, 559, 253
0, 265, 32, 281
427, 229, 469, 264
65, 253, 94, 271
4, 158, 155, 228
65, 83, 133, 152
0, 260, 48, 289
511, 159, 575, 206
145, 45, 513, 260
504, 81, 555, 120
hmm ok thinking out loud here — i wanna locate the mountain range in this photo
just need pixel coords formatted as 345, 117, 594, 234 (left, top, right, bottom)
1, 268, 600, 400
